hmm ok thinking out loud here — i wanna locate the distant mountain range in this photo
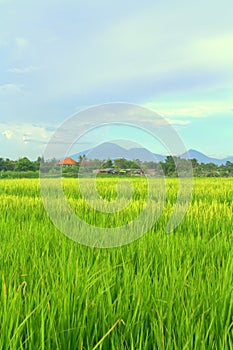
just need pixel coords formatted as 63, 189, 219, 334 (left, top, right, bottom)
70, 142, 233, 165
179, 149, 233, 166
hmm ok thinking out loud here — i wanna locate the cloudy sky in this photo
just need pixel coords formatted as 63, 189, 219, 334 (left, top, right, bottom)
0, 0, 233, 159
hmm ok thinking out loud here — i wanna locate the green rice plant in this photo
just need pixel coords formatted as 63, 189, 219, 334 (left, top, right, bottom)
0, 178, 232, 349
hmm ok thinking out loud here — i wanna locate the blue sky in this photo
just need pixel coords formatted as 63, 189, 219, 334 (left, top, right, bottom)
0, 0, 233, 159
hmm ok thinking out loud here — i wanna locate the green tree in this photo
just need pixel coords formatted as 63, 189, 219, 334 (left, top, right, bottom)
4, 158, 16, 171
225, 161, 233, 175
126, 160, 140, 169
101, 158, 113, 168
114, 158, 128, 169
15, 157, 36, 172
191, 158, 198, 168
163, 156, 176, 176
0, 158, 5, 171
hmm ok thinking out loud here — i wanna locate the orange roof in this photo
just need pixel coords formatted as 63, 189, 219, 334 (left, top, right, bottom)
58, 157, 76, 165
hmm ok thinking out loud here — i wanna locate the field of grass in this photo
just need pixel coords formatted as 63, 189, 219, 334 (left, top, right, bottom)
0, 178, 232, 349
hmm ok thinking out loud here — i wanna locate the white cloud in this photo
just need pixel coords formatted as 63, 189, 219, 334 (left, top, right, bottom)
0, 122, 55, 159
159, 107, 206, 118
191, 34, 233, 67
0, 123, 52, 145
7, 66, 39, 73
0, 84, 22, 94
166, 119, 190, 126
22, 136, 30, 144
2, 130, 13, 139
162, 105, 232, 118
145, 102, 233, 119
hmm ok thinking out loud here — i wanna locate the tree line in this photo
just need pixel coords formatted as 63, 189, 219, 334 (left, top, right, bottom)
0, 155, 233, 178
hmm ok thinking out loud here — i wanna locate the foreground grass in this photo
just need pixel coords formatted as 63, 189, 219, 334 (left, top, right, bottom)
0, 178, 232, 349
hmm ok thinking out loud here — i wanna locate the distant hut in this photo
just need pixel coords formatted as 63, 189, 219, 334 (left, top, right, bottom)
57, 157, 76, 167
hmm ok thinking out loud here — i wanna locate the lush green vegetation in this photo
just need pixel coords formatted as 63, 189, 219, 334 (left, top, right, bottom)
1, 156, 233, 178
0, 178, 232, 349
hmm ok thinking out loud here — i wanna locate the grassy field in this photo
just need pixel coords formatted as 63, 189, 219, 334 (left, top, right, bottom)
0, 178, 232, 349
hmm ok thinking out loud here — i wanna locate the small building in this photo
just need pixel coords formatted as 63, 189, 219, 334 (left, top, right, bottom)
57, 157, 76, 166
92, 168, 145, 176
93, 168, 114, 174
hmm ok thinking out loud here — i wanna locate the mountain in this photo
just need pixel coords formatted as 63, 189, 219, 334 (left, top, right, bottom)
80, 143, 128, 160
127, 148, 166, 162
71, 142, 165, 162
70, 143, 232, 165
180, 149, 233, 165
